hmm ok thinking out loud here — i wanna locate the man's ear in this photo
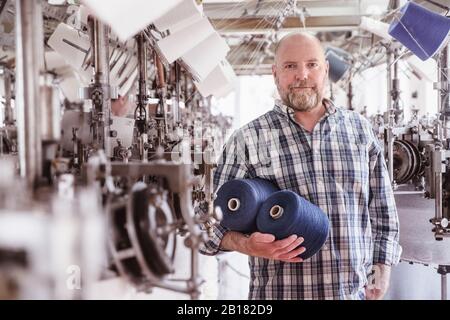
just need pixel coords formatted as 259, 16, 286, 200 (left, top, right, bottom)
272, 64, 277, 78
325, 60, 329, 77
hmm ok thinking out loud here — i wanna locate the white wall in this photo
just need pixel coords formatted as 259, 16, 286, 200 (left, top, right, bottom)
342, 59, 438, 121
214, 75, 278, 130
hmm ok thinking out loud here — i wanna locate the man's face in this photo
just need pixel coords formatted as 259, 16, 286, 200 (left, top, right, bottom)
272, 36, 329, 112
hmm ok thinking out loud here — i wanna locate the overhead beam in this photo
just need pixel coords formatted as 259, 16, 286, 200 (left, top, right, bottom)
234, 64, 273, 76
212, 15, 362, 34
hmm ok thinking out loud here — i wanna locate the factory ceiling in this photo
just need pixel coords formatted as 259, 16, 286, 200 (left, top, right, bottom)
0, 0, 448, 77
202, 0, 449, 75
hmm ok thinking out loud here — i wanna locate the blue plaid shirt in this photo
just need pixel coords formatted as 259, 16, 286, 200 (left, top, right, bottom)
200, 99, 401, 300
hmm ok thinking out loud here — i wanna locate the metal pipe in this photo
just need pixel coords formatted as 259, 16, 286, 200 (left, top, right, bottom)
183, 71, 188, 106
391, 48, 403, 126
386, 49, 394, 183
40, 74, 60, 142
3, 67, 13, 125
190, 246, 200, 300
174, 62, 181, 124
40, 74, 60, 183
91, 18, 110, 85
438, 265, 449, 300
137, 33, 147, 106
154, 51, 166, 89
436, 168, 443, 219
153, 51, 168, 141
15, 0, 44, 188
438, 45, 450, 141
87, 16, 111, 152
387, 122, 394, 185
386, 49, 392, 111
435, 149, 443, 236
135, 33, 148, 135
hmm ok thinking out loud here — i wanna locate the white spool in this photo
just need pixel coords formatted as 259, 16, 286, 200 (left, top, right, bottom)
269, 205, 284, 220
227, 198, 240, 212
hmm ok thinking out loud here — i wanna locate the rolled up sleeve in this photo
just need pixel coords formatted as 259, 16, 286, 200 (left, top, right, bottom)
199, 130, 250, 256
368, 136, 402, 265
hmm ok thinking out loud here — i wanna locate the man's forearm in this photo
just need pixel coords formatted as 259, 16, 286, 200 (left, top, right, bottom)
219, 231, 249, 254
375, 263, 391, 282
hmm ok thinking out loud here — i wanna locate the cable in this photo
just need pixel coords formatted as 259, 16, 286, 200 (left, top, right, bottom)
223, 260, 250, 280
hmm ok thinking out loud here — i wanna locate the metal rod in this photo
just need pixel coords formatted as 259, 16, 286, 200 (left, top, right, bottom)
438, 265, 449, 300
386, 49, 394, 183
393, 190, 426, 195
190, 246, 200, 300
154, 51, 166, 89
438, 45, 450, 141
436, 171, 443, 219
153, 51, 168, 141
425, 0, 449, 12
392, 48, 401, 125
15, 0, 44, 188
3, 67, 13, 125
435, 150, 443, 235
40, 74, 60, 142
87, 16, 111, 152
386, 48, 392, 111
137, 33, 147, 105
135, 32, 148, 136
91, 18, 110, 85
174, 62, 181, 124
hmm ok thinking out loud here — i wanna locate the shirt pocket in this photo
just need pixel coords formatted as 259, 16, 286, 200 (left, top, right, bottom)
327, 142, 369, 192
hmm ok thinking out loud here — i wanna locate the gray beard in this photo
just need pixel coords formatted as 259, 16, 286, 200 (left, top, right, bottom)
286, 88, 320, 112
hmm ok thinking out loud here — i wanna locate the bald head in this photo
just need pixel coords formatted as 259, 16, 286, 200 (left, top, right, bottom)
274, 32, 326, 67
272, 32, 329, 113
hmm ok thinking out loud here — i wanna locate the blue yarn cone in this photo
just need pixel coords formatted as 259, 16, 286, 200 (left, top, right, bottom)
215, 178, 278, 233
256, 190, 330, 260
389, 2, 450, 61
326, 48, 351, 83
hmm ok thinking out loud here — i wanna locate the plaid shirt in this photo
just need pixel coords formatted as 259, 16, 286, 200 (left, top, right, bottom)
200, 99, 401, 300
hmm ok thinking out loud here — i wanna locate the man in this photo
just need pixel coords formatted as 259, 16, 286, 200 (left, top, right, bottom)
200, 32, 401, 300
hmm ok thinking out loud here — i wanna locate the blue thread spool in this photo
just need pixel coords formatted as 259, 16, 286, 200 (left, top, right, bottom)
325, 47, 351, 83
215, 178, 278, 233
256, 190, 330, 260
388, 2, 450, 61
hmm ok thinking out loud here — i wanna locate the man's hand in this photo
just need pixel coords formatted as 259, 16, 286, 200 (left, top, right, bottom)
220, 231, 305, 263
245, 232, 305, 262
365, 264, 391, 300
